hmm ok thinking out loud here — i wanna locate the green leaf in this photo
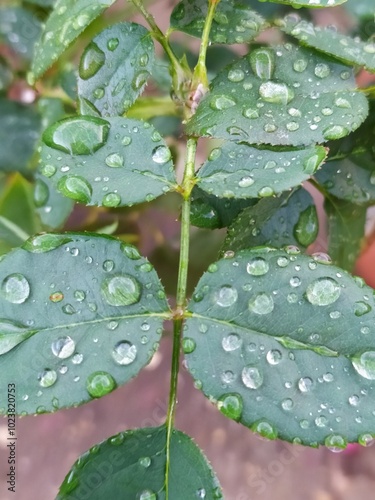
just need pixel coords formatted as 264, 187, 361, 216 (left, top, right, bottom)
278, 15, 375, 73
345, 0, 374, 19
0, 98, 41, 174
30, 0, 117, 82
0, 233, 170, 415
57, 425, 222, 499
34, 175, 74, 229
185, 247, 375, 446
0, 57, 13, 93
186, 44, 369, 146
223, 187, 318, 252
171, 0, 266, 45
265, 0, 347, 7
197, 142, 327, 198
315, 158, 375, 204
0, 174, 41, 254
0, 7, 41, 62
190, 186, 257, 229
39, 116, 177, 207
24, 0, 56, 7
325, 198, 366, 272
77, 22, 155, 117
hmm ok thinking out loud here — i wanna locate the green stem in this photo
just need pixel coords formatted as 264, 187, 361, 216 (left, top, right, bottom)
164, 137, 198, 498
192, 0, 221, 90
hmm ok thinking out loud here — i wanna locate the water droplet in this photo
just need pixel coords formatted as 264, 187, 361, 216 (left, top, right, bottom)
259, 81, 294, 104
293, 59, 308, 72
79, 42, 105, 80
294, 206, 318, 246
250, 48, 275, 80
51, 336, 75, 359
131, 70, 149, 90
112, 341, 137, 365
228, 69, 245, 82
105, 153, 124, 168
277, 256, 289, 268
243, 108, 259, 119
139, 456, 151, 468
323, 125, 348, 141
298, 377, 313, 392
103, 260, 115, 272
38, 369, 57, 388
354, 301, 371, 317
217, 393, 243, 421
221, 370, 235, 384
325, 434, 347, 453
107, 38, 119, 51
290, 276, 301, 287
242, 365, 263, 389
248, 293, 274, 315
315, 416, 328, 427
358, 434, 374, 447
305, 278, 341, 306
314, 63, 330, 78
1, 273, 30, 304
348, 394, 359, 406
74, 290, 86, 302
266, 350, 282, 365
152, 145, 171, 164
210, 95, 236, 110
86, 371, 116, 398
215, 286, 238, 307
138, 490, 156, 500
62, 304, 76, 315
196, 489, 206, 499
34, 179, 49, 207
351, 351, 375, 380
101, 274, 141, 306
103, 192, 121, 207
251, 420, 277, 440
222, 333, 242, 352
281, 398, 294, 411
57, 175, 92, 204
246, 257, 269, 276
238, 176, 254, 187
182, 337, 196, 354
72, 353, 83, 364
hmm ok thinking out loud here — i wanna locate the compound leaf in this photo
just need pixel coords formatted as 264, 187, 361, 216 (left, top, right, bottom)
77, 22, 155, 117
39, 116, 177, 207
186, 44, 368, 146
57, 425, 222, 499
197, 142, 327, 198
30, 0, 117, 82
171, 0, 266, 45
185, 247, 375, 447
0, 233, 170, 415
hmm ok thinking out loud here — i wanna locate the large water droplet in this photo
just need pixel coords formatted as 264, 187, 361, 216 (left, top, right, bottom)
323, 125, 349, 141
57, 175, 92, 204
79, 42, 105, 80
305, 277, 341, 306
107, 38, 119, 51
248, 293, 274, 314
266, 349, 282, 365
215, 286, 238, 307
152, 145, 171, 164
298, 377, 313, 392
259, 81, 294, 105
1, 273, 30, 304
105, 153, 124, 168
222, 333, 242, 352
210, 95, 236, 110
138, 489, 156, 500
182, 337, 196, 354
325, 434, 347, 453
86, 371, 116, 398
354, 301, 371, 317
293, 206, 318, 247
217, 393, 243, 421
101, 274, 141, 306
249, 48, 275, 80
246, 257, 269, 276
351, 351, 375, 380
242, 365, 263, 389
51, 336, 75, 359
38, 369, 57, 388
251, 420, 277, 440
112, 341, 137, 365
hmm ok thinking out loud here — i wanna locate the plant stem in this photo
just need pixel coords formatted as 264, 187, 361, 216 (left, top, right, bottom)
164, 136, 198, 498
192, 0, 221, 91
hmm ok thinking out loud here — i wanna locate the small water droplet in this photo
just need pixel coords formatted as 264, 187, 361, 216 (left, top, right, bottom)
325, 434, 347, 453
139, 456, 151, 468
248, 293, 274, 315
107, 37, 119, 51
281, 398, 294, 411
246, 257, 269, 276
38, 369, 57, 388
250, 48, 275, 80
50, 291, 64, 303
152, 145, 171, 164
182, 337, 196, 354
251, 420, 277, 440
112, 341, 137, 365
354, 301, 371, 317
259, 81, 294, 105
1, 273, 30, 304
323, 125, 348, 141
105, 153, 124, 168
51, 336, 75, 359
86, 371, 116, 398
210, 95, 236, 110
298, 377, 313, 392
138, 490, 156, 500
228, 69, 245, 82
242, 365, 263, 389
72, 353, 83, 365
217, 393, 243, 421
266, 350, 282, 365
215, 286, 238, 307
222, 333, 242, 352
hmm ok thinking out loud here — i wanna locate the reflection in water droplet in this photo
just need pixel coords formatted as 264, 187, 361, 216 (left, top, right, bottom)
105, 153, 124, 168
242, 365, 263, 389
298, 377, 313, 392
51, 336, 75, 359
217, 393, 243, 421
251, 420, 277, 440
325, 434, 347, 453
182, 337, 196, 354
259, 81, 294, 105
112, 341, 137, 365
246, 257, 269, 276
248, 293, 274, 315
38, 369, 57, 388
79, 42, 105, 80
305, 278, 341, 306
351, 351, 375, 380
101, 274, 141, 306
222, 333, 242, 352
152, 145, 172, 164
250, 48, 275, 80
86, 371, 116, 398
139, 456, 151, 468
1, 273, 30, 304
215, 286, 238, 307
57, 175, 92, 204
266, 350, 282, 365
138, 489, 156, 500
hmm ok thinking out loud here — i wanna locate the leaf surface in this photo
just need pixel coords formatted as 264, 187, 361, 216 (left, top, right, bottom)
185, 247, 375, 446
0, 233, 170, 415
0, 7, 41, 61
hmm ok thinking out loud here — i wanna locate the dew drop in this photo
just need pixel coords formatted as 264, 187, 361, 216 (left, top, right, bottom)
51, 336, 75, 359
215, 286, 238, 307
351, 351, 375, 380
354, 301, 371, 317
259, 81, 294, 105
101, 274, 141, 306
305, 277, 341, 306
298, 377, 313, 392
242, 365, 263, 389
323, 125, 349, 141
281, 398, 294, 411
222, 333, 242, 352
246, 257, 269, 276
266, 349, 282, 365
248, 293, 274, 315
152, 145, 171, 164
182, 337, 196, 354
38, 369, 57, 388
103, 192, 121, 207
210, 95, 236, 110
57, 175, 92, 204
325, 434, 347, 453
251, 420, 277, 440
228, 69, 245, 82
293, 59, 308, 72
217, 393, 243, 421
105, 153, 124, 168
86, 371, 116, 398
139, 456, 151, 468
107, 37, 119, 51
1, 273, 30, 304
112, 341, 137, 365
79, 42, 105, 80
314, 63, 330, 78
250, 48, 275, 80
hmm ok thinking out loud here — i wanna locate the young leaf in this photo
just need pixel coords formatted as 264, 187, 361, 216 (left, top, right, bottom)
315, 158, 375, 204
30, 0, 117, 82
265, 0, 347, 7
278, 16, 375, 73
0, 7, 41, 62
57, 426, 222, 499
0, 98, 41, 174
325, 198, 366, 272
196, 142, 327, 198
185, 247, 375, 446
190, 186, 257, 229
171, 0, 266, 45
223, 187, 318, 252
186, 44, 369, 146
0, 233, 170, 415
77, 22, 155, 117
39, 116, 177, 207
